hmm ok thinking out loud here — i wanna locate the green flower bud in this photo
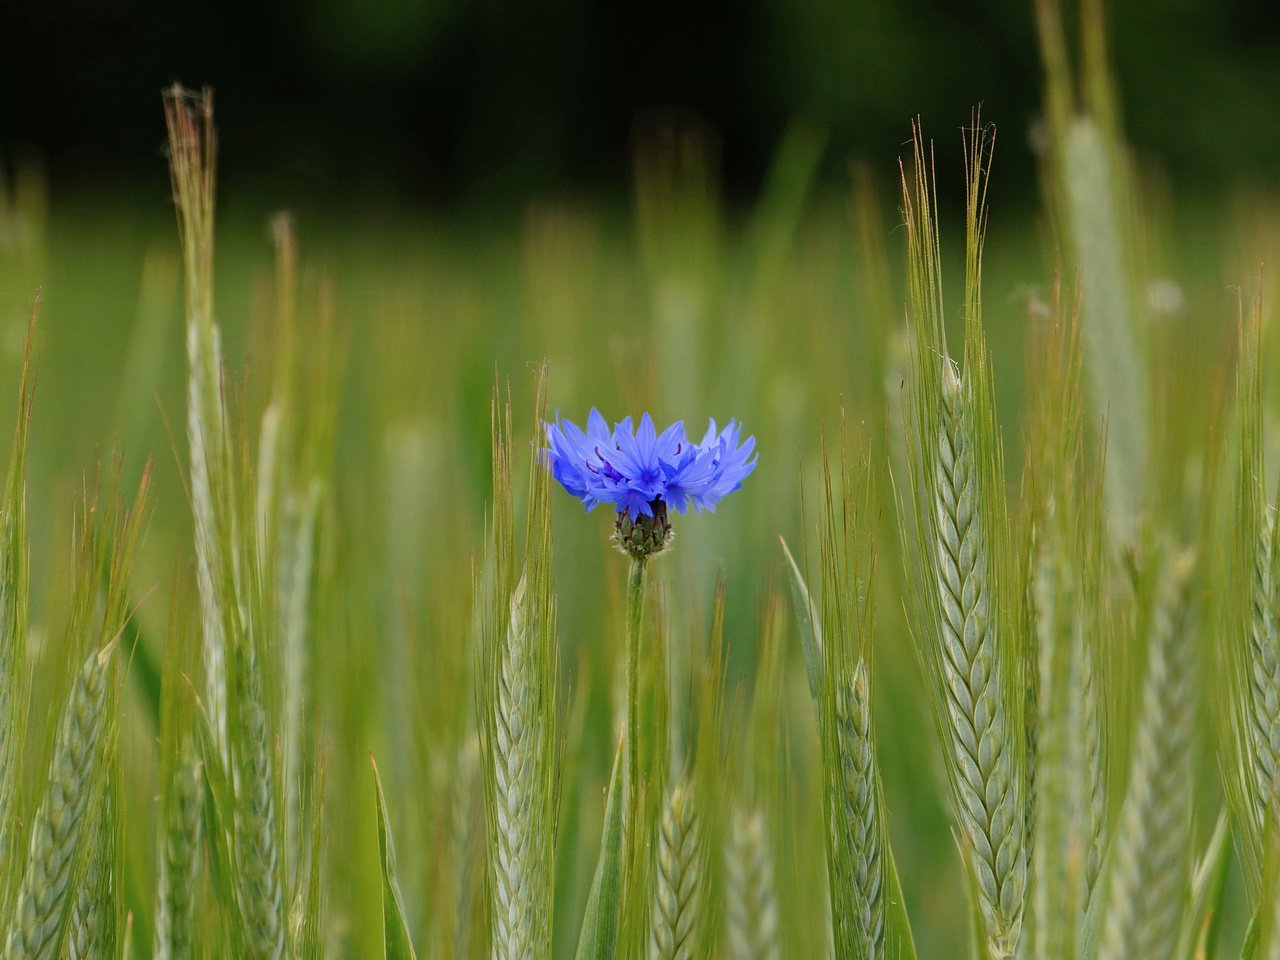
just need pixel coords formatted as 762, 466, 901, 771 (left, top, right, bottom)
614, 500, 673, 560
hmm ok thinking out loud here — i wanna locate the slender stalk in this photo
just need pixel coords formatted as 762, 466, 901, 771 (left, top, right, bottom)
626, 557, 648, 814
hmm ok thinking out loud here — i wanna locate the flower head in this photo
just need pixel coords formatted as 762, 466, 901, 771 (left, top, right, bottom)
543, 409, 758, 558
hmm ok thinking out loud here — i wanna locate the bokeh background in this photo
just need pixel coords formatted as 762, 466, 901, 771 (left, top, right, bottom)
4, 0, 1280, 205
2, 1, 1280, 955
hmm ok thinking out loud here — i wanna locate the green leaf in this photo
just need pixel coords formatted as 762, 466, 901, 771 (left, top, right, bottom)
883, 840, 919, 960
1241, 914, 1261, 960
574, 735, 625, 960
371, 754, 418, 960
779, 536, 822, 704
1175, 811, 1230, 960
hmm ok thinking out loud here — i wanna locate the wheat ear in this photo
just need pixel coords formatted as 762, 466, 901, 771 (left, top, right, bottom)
67, 786, 115, 960
649, 779, 701, 960
491, 579, 545, 960
153, 739, 203, 960
1063, 118, 1146, 544
1081, 619, 1106, 902
163, 86, 231, 762
0, 530, 22, 888
1247, 509, 1280, 835
724, 805, 779, 960
933, 364, 1026, 957
1096, 554, 1195, 960
834, 663, 885, 959
234, 645, 286, 960
5, 644, 114, 960
0, 322, 33, 895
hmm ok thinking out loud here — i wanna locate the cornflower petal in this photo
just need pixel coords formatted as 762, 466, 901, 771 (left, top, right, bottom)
542, 410, 756, 537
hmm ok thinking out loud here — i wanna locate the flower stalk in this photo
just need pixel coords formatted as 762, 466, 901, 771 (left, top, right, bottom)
626, 556, 648, 815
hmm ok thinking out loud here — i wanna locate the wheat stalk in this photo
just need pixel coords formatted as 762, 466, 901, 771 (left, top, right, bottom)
5, 643, 114, 960
649, 779, 701, 960
1096, 554, 1195, 960
724, 805, 779, 960
933, 363, 1026, 958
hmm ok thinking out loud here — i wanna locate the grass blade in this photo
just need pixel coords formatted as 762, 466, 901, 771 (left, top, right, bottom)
575, 736, 625, 960
371, 755, 418, 960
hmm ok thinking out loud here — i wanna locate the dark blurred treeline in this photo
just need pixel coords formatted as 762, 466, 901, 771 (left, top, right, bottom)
1, 0, 1278, 206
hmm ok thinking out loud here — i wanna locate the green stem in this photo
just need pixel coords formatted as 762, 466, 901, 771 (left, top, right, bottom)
625, 556, 648, 816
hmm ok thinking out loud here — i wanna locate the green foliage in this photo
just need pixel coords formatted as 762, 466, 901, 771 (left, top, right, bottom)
573, 739, 624, 960
371, 756, 418, 960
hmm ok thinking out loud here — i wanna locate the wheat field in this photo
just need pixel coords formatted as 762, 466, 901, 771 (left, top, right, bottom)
0, 1, 1279, 958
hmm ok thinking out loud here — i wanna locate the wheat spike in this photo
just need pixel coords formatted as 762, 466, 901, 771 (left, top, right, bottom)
0, 530, 21, 882
163, 87, 231, 762
933, 363, 1026, 958
5, 644, 114, 960
1081, 621, 1105, 902
1063, 118, 1146, 544
649, 779, 701, 960
67, 788, 114, 960
724, 805, 779, 960
491, 579, 546, 960
1096, 555, 1195, 960
834, 664, 884, 959
1031, 537, 1105, 958
153, 739, 203, 960
235, 646, 286, 960
281, 483, 319, 877
1247, 509, 1280, 834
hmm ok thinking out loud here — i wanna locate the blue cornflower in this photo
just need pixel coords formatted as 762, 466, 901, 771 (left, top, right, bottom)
543, 409, 757, 558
